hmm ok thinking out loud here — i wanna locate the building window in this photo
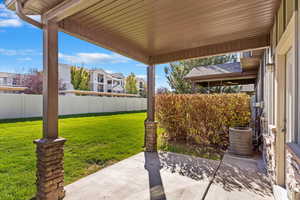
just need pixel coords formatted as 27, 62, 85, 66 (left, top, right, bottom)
139, 82, 143, 88
97, 84, 104, 92
3, 77, 7, 85
242, 51, 252, 58
113, 80, 120, 86
107, 80, 112, 85
97, 74, 104, 83
12, 78, 18, 86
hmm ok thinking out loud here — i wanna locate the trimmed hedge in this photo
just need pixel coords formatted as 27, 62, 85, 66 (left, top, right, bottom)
156, 93, 251, 147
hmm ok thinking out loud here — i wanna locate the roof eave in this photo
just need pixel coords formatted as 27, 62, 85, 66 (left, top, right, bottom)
185, 71, 257, 82
4, 0, 16, 12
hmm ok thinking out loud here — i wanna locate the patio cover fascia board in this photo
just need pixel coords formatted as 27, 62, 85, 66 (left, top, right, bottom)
185, 70, 257, 83
5, 0, 271, 65
149, 35, 270, 65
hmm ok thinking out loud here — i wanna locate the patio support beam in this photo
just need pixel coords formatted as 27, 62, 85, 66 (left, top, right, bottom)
150, 35, 270, 64
147, 65, 155, 122
145, 65, 157, 152
43, 0, 101, 22
42, 20, 59, 139
34, 20, 66, 200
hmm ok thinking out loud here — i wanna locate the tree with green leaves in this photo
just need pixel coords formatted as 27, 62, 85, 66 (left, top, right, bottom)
164, 63, 193, 94
125, 73, 138, 94
206, 85, 241, 94
70, 66, 90, 90
164, 54, 238, 94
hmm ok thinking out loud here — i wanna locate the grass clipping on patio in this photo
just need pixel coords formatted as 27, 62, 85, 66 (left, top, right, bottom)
156, 93, 251, 155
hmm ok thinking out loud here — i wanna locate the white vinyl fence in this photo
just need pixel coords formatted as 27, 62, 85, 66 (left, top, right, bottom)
0, 94, 147, 119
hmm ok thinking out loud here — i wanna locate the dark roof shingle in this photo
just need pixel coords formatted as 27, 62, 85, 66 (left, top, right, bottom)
185, 62, 242, 78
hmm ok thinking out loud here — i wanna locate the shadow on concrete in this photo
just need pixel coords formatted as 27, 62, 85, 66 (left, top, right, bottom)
144, 152, 167, 200
212, 155, 273, 197
155, 152, 272, 198
158, 151, 219, 181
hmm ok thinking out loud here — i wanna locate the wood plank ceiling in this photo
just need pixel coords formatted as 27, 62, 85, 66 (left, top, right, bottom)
6, 0, 280, 64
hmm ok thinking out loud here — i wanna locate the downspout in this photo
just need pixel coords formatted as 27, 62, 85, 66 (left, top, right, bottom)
15, 0, 43, 29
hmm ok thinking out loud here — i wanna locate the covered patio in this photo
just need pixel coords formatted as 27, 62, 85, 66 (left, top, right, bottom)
4, 0, 279, 199
64, 152, 273, 200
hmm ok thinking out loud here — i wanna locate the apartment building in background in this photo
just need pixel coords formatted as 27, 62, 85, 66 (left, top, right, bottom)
59, 64, 74, 91
89, 69, 125, 93
0, 64, 145, 95
0, 72, 23, 87
136, 77, 146, 96
0, 72, 27, 93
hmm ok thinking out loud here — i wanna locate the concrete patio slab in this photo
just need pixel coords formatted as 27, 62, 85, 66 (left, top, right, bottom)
205, 153, 274, 200
65, 151, 274, 200
65, 152, 220, 200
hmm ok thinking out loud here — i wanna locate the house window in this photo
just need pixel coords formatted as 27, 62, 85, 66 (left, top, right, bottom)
107, 80, 112, 85
97, 74, 104, 83
97, 84, 104, 92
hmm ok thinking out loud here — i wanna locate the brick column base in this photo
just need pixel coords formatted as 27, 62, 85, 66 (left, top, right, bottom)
145, 121, 158, 152
34, 138, 67, 200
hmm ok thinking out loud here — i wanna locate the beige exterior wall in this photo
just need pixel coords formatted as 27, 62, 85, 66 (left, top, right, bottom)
262, 1, 300, 199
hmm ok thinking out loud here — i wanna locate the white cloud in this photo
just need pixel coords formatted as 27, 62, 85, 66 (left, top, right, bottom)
0, 4, 22, 28
0, 48, 17, 56
105, 70, 114, 74
17, 57, 32, 61
0, 19, 22, 27
136, 75, 146, 79
0, 48, 40, 56
59, 52, 130, 64
0, 3, 40, 28
135, 63, 147, 67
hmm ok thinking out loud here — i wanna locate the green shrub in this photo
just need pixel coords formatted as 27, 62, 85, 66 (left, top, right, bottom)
156, 93, 251, 147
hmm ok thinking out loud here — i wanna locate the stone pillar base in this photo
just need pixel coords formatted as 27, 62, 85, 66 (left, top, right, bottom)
34, 138, 66, 200
286, 144, 300, 200
145, 121, 158, 152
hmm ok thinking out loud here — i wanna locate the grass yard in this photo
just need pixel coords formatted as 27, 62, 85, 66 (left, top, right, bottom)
0, 112, 146, 200
0, 111, 222, 200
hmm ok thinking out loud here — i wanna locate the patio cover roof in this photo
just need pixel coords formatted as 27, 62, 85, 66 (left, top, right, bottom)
184, 62, 257, 86
5, 0, 279, 65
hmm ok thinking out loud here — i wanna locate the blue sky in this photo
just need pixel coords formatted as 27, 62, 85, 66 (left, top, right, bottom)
0, 1, 169, 88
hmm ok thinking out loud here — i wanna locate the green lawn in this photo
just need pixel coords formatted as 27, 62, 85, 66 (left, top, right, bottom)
0, 112, 146, 200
